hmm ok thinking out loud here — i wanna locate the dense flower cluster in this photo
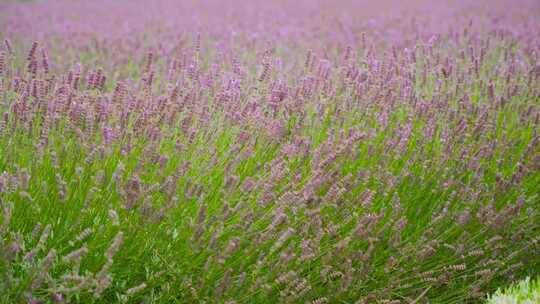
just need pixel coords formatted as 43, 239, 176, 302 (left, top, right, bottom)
0, 0, 539, 303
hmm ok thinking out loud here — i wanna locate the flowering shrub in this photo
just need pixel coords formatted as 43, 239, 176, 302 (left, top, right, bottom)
0, 0, 539, 303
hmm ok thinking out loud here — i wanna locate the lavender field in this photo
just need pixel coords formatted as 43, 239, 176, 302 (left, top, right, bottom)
0, 0, 539, 303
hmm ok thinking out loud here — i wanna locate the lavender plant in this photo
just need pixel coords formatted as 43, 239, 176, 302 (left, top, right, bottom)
0, 0, 539, 303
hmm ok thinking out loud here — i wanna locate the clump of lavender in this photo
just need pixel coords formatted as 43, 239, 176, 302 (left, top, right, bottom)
0, 0, 539, 303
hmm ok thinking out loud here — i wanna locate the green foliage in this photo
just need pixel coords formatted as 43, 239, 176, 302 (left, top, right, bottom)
487, 277, 540, 304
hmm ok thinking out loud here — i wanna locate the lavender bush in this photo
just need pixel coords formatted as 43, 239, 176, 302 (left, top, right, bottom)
0, 0, 539, 303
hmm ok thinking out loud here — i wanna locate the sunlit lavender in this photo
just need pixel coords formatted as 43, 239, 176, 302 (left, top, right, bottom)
0, 0, 539, 303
